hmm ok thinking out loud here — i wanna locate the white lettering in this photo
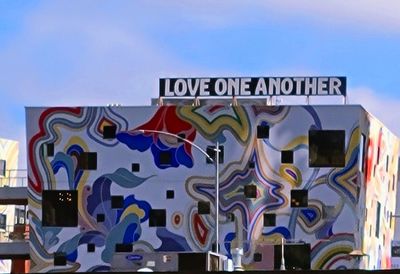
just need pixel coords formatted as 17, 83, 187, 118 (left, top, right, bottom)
268, 78, 281, 95
175, 79, 187, 96
188, 79, 200, 96
161, 77, 345, 97
240, 78, 251, 95
304, 77, 317, 95
293, 78, 304, 95
215, 79, 227, 95
227, 78, 240, 96
164, 79, 174, 96
199, 78, 210, 96
255, 78, 267, 95
318, 77, 328, 95
329, 77, 342, 95
281, 78, 293, 95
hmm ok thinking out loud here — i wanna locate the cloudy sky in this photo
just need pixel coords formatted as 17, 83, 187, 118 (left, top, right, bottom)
1, 0, 400, 168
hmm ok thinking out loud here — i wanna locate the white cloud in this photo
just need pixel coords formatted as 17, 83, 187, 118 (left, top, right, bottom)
149, 0, 400, 33
0, 1, 201, 107
349, 87, 400, 136
262, 0, 400, 32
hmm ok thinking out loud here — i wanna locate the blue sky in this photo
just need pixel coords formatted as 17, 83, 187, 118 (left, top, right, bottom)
1, 0, 400, 167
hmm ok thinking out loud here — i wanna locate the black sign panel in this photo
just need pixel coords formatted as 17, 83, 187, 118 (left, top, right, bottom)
159, 77, 346, 97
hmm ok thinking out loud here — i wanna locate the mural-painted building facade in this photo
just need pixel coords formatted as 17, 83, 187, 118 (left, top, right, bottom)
26, 104, 399, 272
0, 137, 20, 272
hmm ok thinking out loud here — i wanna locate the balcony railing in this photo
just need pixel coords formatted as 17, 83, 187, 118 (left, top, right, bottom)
0, 170, 27, 187
0, 224, 29, 243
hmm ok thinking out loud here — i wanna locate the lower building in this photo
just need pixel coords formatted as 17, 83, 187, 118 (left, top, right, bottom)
0, 138, 26, 273
25, 104, 399, 272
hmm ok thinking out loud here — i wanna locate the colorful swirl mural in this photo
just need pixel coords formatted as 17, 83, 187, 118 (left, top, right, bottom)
26, 105, 399, 272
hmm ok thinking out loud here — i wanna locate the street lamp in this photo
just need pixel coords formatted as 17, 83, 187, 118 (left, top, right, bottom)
135, 129, 221, 254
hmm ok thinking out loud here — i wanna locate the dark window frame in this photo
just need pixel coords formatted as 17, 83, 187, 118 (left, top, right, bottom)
198, 201, 211, 215
78, 152, 97, 170
263, 213, 276, 227
149, 209, 166, 227
309, 130, 345, 168
111, 195, 124, 209
290, 189, 308, 208
257, 125, 270, 139
42, 190, 78, 227
0, 160, 6, 177
281, 150, 294, 164
166, 190, 174, 199
131, 163, 140, 172
159, 151, 172, 166
244, 185, 257, 198
103, 125, 117, 139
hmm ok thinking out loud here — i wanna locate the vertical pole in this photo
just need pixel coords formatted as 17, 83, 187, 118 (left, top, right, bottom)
215, 141, 220, 254
280, 237, 286, 270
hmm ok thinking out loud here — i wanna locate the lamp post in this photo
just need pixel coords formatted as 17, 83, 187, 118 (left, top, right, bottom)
135, 129, 221, 254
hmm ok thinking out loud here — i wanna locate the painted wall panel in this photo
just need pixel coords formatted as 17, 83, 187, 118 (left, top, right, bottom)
25, 105, 398, 272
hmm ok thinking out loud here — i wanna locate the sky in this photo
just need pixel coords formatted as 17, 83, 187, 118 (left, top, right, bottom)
1, 0, 400, 169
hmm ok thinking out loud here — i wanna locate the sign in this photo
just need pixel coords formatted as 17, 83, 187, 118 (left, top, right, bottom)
159, 77, 346, 97
126, 254, 143, 261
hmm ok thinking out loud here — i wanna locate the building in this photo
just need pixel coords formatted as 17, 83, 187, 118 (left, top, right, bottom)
0, 137, 28, 273
25, 103, 399, 272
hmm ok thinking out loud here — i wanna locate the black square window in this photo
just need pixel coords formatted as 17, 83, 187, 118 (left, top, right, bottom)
198, 201, 210, 215
273, 243, 311, 270
244, 185, 257, 198
0, 160, 5, 177
131, 163, 140, 172
46, 143, 54, 157
103, 125, 117, 139
290, 189, 308, 207
254, 253, 262, 262
249, 161, 255, 169
263, 213, 276, 227
227, 212, 235, 222
206, 145, 224, 164
386, 155, 389, 172
257, 125, 270, 139
42, 190, 78, 227
281, 150, 293, 164
149, 209, 166, 227
54, 252, 67, 266
177, 133, 186, 143
115, 243, 133, 252
159, 151, 172, 165
376, 201, 381, 238
78, 152, 97, 170
309, 130, 345, 167
87, 243, 95, 253
392, 245, 400, 257
96, 213, 105, 223
111, 196, 124, 209
166, 190, 174, 199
